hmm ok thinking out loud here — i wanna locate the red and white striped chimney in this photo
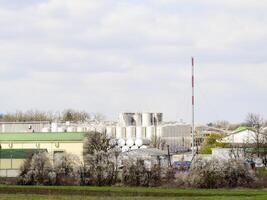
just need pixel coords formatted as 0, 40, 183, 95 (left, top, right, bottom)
191, 57, 195, 158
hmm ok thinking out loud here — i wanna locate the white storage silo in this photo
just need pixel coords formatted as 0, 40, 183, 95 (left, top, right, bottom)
126, 126, 135, 139
122, 146, 129, 152
116, 127, 126, 139
126, 138, 134, 147
146, 126, 155, 140
118, 138, 126, 147
133, 113, 142, 126
131, 145, 139, 150
140, 145, 148, 149
136, 126, 145, 139
153, 113, 163, 126
119, 113, 135, 126
142, 113, 152, 126
135, 138, 143, 147
135, 139, 151, 147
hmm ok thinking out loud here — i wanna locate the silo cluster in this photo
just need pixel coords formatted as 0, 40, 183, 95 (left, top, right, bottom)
118, 112, 163, 127
106, 113, 192, 153
116, 138, 151, 152
105, 112, 163, 152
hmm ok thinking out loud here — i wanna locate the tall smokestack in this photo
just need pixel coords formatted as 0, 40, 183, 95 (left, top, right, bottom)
191, 57, 195, 158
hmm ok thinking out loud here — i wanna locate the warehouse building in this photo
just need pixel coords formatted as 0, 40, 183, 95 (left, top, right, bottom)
0, 132, 86, 177
0, 122, 50, 133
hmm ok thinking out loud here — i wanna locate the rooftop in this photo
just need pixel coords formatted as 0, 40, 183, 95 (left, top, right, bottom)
0, 149, 47, 159
0, 132, 86, 142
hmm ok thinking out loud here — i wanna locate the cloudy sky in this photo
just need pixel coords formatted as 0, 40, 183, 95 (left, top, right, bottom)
0, 0, 266, 123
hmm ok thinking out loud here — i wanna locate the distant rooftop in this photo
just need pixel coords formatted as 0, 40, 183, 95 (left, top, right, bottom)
232, 126, 254, 134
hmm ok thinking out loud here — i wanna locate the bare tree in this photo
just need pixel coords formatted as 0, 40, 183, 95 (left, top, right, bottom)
150, 134, 166, 150
53, 153, 82, 185
62, 109, 90, 122
91, 113, 105, 123
18, 152, 54, 185
82, 131, 120, 186
245, 113, 267, 158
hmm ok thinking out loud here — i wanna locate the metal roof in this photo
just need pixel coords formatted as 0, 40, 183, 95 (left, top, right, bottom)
0, 132, 86, 141
0, 149, 47, 159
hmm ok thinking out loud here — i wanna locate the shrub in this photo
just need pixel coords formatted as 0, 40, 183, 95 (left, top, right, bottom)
83, 132, 120, 186
53, 153, 82, 185
122, 159, 150, 187
18, 152, 54, 185
187, 158, 255, 188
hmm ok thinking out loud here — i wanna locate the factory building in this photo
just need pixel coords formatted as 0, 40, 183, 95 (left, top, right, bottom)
0, 132, 86, 177
106, 113, 191, 152
157, 123, 191, 152
0, 122, 50, 133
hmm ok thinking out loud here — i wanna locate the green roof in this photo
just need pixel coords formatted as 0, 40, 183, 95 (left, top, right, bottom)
0, 132, 86, 141
0, 149, 47, 159
233, 126, 254, 134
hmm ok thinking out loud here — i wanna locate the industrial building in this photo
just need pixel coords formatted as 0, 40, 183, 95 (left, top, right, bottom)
0, 112, 192, 177
0, 121, 50, 133
106, 112, 191, 152
0, 132, 86, 177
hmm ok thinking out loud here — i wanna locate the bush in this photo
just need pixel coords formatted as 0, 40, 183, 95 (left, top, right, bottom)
53, 153, 82, 185
83, 132, 120, 186
186, 158, 255, 188
122, 159, 150, 187
18, 152, 54, 185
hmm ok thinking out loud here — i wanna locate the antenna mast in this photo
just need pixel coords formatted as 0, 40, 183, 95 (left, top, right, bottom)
191, 57, 195, 158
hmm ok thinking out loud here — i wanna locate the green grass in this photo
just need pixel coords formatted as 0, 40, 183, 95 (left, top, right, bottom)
0, 185, 267, 199
257, 167, 267, 176
0, 193, 267, 200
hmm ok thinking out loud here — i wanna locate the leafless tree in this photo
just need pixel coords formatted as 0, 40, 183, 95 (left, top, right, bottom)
53, 153, 82, 185
150, 134, 166, 150
214, 120, 230, 130
62, 109, 90, 122
18, 152, 54, 185
2, 110, 54, 122
82, 131, 120, 186
245, 113, 267, 158
91, 113, 106, 123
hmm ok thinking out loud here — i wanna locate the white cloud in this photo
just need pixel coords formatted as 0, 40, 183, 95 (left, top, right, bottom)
0, 0, 266, 123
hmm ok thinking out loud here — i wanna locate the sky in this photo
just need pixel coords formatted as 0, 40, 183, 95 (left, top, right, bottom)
0, 0, 266, 123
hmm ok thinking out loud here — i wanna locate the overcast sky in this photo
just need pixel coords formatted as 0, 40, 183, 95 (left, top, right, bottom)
0, 0, 266, 123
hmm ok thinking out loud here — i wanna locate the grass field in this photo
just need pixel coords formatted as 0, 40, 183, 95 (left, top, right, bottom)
0, 185, 266, 200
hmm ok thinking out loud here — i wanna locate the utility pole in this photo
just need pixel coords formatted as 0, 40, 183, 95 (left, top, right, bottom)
191, 57, 195, 159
